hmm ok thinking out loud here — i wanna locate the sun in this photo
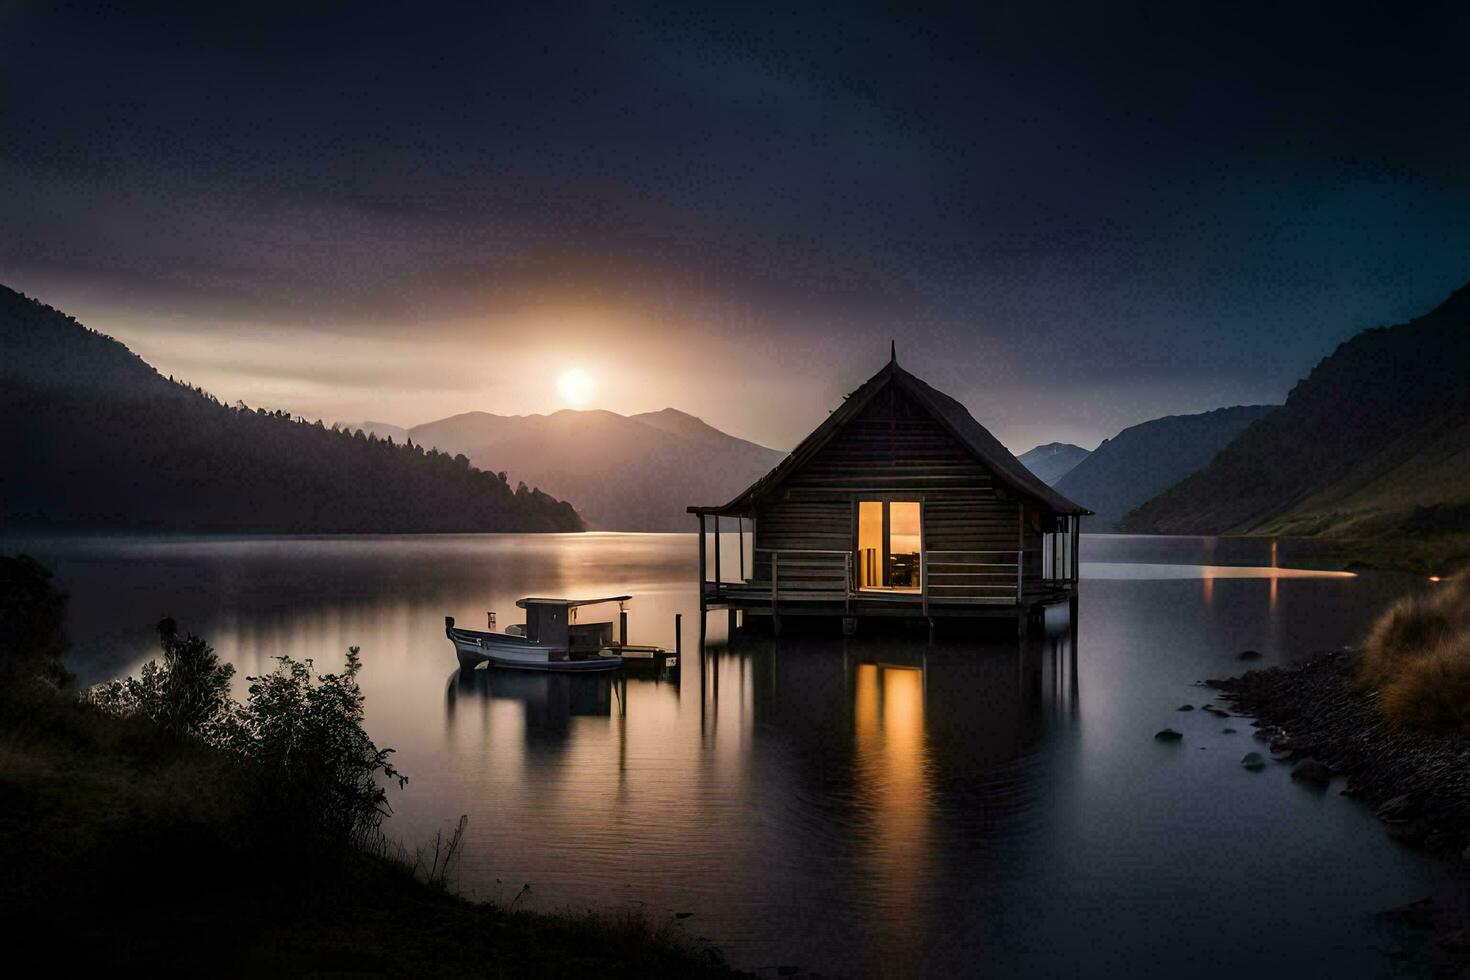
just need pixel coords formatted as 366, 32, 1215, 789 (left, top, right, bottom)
556, 367, 597, 407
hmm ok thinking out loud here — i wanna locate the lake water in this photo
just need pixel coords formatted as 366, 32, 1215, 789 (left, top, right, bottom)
7, 531, 1457, 977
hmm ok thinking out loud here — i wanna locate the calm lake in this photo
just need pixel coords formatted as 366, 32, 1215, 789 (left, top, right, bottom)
8, 531, 1456, 976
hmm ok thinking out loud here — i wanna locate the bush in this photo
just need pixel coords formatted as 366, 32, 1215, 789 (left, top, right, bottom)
226, 647, 406, 846
88, 619, 235, 741
86, 616, 405, 846
1356, 574, 1470, 734
0, 554, 72, 693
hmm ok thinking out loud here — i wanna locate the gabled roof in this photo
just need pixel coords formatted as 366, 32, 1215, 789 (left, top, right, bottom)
689, 356, 1091, 516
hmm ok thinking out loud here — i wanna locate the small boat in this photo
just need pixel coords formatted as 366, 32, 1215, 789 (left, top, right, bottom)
446, 595, 631, 672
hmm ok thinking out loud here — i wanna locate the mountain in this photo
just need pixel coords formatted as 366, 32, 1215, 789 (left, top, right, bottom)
1122, 284, 1470, 569
406, 408, 785, 531
1055, 405, 1277, 529
337, 420, 409, 443
1018, 442, 1090, 485
0, 286, 582, 533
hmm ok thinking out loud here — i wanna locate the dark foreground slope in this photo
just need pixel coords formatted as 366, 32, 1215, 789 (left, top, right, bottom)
0, 286, 581, 533
1123, 284, 1470, 569
0, 556, 732, 976
1053, 406, 1276, 528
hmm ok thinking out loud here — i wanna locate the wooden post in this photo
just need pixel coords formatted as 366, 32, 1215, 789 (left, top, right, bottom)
738, 517, 745, 582
771, 550, 780, 634
713, 516, 722, 589
697, 513, 707, 596
771, 552, 779, 605
1072, 516, 1081, 582
727, 608, 737, 636
921, 549, 928, 618
619, 606, 628, 646
675, 612, 682, 659
1016, 502, 1025, 605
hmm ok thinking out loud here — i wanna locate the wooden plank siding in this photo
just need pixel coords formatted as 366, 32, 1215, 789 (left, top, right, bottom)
750, 384, 1043, 586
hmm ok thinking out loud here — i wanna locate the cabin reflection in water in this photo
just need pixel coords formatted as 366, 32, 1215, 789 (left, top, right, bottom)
695, 611, 1080, 966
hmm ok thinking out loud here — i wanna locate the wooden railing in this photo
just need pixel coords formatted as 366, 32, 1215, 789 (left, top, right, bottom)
755, 549, 853, 610
714, 548, 1024, 611
922, 550, 1023, 606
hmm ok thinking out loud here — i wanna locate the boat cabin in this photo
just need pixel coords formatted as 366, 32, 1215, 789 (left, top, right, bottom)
687, 352, 1089, 627
518, 596, 632, 656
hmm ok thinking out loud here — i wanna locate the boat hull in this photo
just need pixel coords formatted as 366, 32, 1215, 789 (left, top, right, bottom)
447, 622, 622, 672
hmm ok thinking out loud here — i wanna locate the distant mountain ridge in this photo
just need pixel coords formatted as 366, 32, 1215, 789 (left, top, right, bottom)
1018, 442, 1090, 485
1123, 283, 1470, 567
396, 407, 785, 531
0, 286, 582, 533
337, 420, 409, 444
1054, 405, 1277, 529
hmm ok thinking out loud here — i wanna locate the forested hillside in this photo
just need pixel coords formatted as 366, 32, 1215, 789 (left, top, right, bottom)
0, 286, 582, 533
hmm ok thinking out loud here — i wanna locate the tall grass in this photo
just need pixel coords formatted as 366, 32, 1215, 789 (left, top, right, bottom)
1356, 573, 1470, 735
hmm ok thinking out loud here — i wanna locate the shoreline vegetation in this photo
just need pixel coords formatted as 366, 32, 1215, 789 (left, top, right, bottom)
0, 555, 739, 976
1208, 573, 1470, 966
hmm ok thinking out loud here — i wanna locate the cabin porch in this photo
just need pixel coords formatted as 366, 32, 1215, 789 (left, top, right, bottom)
691, 511, 1080, 628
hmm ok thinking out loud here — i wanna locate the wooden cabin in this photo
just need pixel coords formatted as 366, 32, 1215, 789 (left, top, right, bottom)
688, 351, 1089, 631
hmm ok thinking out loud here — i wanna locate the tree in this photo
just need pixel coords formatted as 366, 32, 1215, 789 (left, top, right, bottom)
227, 647, 405, 845
88, 618, 235, 739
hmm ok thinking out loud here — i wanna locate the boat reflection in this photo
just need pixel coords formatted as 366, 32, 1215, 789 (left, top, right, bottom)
446, 667, 619, 743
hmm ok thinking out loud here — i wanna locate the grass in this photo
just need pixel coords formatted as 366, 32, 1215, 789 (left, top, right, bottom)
0, 688, 739, 976
1355, 572, 1470, 735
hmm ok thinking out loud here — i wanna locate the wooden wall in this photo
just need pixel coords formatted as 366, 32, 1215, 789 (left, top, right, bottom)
750, 383, 1046, 581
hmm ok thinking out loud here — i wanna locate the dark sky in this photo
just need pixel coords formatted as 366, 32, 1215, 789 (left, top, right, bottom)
3, 1, 1468, 450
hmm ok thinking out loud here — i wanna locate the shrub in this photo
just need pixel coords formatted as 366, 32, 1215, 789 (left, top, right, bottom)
1357, 574, 1470, 734
88, 618, 235, 741
226, 647, 406, 846
1378, 635, 1470, 736
0, 554, 72, 693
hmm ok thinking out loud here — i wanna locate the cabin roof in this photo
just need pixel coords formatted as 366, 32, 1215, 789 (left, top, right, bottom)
689, 357, 1091, 516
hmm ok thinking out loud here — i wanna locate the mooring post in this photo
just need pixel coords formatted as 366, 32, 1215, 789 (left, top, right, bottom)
675, 612, 683, 659
619, 606, 628, 646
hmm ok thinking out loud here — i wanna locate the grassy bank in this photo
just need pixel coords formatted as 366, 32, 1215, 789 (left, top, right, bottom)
0, 557, 739, 976
1312, 531, 1470, 577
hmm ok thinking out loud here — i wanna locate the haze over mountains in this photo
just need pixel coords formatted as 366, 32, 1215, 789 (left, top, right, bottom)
1052, 406, 1278, 529
343, 409, 786, 531
1017, 443, 1090, 485
0, 286, 581, 533
1124, 283, 1470, 568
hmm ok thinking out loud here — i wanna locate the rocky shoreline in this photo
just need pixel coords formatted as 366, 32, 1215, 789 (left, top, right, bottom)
1209, 650, 1470, 970
1208, 649, 1470, 858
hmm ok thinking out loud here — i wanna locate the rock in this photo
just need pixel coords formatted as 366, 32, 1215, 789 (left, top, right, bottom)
1387, 818, 1431, 844
1379, 896, 1437, 926
1377, 795, 1417, 821
1238, 650, 1263, 661
1222, 728, 1238, 734
1154, 728, 1184, 742
1177, 704, 1195, 711
1241, 752, 1266, 771
1291, 759, 1332, 789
